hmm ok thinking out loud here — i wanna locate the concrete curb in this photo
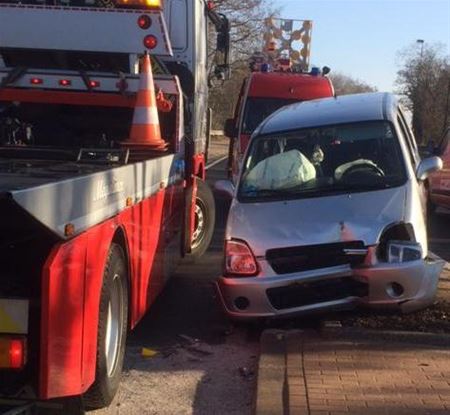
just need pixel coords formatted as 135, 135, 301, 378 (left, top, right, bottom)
321, 326, 450, 347
255, 330, 287, 414
256, 330, 313, 415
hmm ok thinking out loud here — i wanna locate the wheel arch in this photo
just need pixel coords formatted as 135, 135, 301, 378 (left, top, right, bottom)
111, 226, 132, 325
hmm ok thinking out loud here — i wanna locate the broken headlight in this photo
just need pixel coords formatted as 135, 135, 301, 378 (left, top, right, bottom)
387, 241, 422, 263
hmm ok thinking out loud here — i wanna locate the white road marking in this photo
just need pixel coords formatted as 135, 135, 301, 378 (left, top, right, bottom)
206, 155, 228, 170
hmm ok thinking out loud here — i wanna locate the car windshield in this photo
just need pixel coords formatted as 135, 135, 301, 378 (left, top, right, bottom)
239, 121, 407, 201
242, 97, 299, 135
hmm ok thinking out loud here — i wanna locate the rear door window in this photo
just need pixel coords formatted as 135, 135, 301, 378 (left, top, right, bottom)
241, 97, 299, 135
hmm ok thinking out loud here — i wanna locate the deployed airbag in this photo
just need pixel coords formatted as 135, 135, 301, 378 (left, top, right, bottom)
245, 150, 316, 190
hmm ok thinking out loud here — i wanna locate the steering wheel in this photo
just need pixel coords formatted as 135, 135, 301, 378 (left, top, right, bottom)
340, 162, 385, 180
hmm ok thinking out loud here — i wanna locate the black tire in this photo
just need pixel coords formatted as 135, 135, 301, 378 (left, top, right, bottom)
83, 244, 128, 410
186, 179, 215, 261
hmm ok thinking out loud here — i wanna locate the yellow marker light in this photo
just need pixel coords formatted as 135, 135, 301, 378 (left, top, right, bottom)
126, 197, 133, 207
145, 0, 162, 7
115, 0, 163, 9
64, 223, 75, 237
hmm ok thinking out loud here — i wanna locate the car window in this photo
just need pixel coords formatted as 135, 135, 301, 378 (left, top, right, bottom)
397, 111, 419, 167
241, 97, 299, 135
239, 121, 407, 202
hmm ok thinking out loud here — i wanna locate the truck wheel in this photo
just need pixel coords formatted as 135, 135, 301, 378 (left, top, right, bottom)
83, 244, 128, 410
190, 179, 215, 260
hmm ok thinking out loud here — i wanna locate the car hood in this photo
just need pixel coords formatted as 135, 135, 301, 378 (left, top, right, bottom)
227, 186, 407, 256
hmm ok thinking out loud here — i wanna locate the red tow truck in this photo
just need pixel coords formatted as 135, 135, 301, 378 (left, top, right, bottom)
0, 0, 229, 412
224, 18, 334, 181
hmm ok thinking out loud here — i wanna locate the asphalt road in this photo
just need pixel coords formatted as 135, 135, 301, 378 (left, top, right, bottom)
94, 159, 450, 415
93, 160, 258, 415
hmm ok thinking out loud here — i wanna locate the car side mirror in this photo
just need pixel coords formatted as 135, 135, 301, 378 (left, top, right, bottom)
416, 156, 443, 181
214, 179, 235, 198
224, 118, 236, 138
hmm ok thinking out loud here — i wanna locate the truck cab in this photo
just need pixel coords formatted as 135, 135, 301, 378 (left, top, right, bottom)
225, 70, 334, 182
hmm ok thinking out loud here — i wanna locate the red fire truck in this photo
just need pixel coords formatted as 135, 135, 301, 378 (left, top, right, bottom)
224, 18, 334, 182
0, 0, 229, 412
225, 71, 334, 180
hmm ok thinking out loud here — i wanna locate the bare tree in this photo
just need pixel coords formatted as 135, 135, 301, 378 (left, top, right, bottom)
208, 0, 277, 128
331, 72, 377, 95
396, 43, 450, 144
214, 0, 276, 63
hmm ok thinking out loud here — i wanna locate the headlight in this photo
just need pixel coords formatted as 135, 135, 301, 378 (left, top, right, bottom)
224, 239, 258, 277
387, 241, 422, 263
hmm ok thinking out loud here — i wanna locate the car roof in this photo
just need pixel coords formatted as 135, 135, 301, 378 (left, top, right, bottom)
247, 72, 333, 100
255, 92, 398, 136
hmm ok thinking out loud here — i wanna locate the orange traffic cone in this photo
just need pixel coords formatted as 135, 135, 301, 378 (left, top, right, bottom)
123, 53, 167, 151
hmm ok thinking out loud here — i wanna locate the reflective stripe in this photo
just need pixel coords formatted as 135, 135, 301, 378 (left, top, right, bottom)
132, 106, 159, 124
139, 73, 154, 89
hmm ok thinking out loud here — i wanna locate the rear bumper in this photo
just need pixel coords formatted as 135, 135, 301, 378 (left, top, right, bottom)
216, 256, 445, 320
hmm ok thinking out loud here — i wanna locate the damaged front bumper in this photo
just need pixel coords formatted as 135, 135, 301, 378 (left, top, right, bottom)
216, 254, 445, 320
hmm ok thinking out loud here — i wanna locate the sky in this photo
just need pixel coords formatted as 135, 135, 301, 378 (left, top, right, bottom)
277, 0, 450, 92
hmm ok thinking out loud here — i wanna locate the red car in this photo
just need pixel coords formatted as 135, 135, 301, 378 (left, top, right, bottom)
428, 127, 450, 211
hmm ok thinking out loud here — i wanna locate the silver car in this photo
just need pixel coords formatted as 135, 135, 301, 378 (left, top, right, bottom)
215, 92, 445, 320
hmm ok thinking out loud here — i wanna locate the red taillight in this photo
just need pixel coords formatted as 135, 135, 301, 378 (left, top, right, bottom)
143, 35, 158, 49
224, 240, 258, 277
9, 339, 25, 369
138, 15, 152, 29
30, 78, 43, 85
89, 80, 100, 88
59, 79, 71, 87
0, 337, 26, 369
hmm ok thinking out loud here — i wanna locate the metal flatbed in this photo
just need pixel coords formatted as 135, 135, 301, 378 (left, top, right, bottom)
0, 146, 183, 239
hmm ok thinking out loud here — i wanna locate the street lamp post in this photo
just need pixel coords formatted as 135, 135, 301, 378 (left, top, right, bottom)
417, 39, 424, 58
414, 39, 426, 141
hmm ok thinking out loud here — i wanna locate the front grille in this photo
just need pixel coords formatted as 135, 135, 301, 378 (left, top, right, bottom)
266, 241, 366, 274
266, 277, 369, 310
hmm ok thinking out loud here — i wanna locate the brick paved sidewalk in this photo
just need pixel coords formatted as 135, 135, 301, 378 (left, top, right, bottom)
256, 330, 450, 415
